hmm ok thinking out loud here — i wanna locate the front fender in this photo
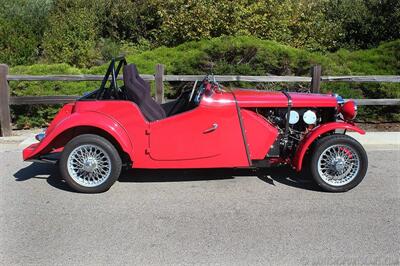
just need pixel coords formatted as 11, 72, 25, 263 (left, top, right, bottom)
292, 122, 365, 171
23, 111, 133, 160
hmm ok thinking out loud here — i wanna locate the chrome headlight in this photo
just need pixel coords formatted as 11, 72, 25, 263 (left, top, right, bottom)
341, 100, 357, 120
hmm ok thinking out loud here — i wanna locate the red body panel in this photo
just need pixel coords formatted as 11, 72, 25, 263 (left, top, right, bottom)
23, 143, 40, 160
146, 92, 249, 168
23, 101, 140, 161
240, 109, 278, 160
293, 122, 365, 171
233, 89, 338, 108
24, 92, 250, 168
23, 87, 365, 171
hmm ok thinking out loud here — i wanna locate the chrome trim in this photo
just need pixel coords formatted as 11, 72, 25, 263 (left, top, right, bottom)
203, 123, 218, 134
317, 144, 360, 186
67, 144, 112, 188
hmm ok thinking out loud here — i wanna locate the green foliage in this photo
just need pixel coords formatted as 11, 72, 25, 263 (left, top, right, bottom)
9, 37, 400, 128
98, 0, 161, 43
37, 0, 160, 66
152, 0, 338, 51
11, 63, 83, 75
12, 105, 61, 129
153, 0, 231, 45
42, 0, 99, 67
326, 40, 400, 75
325, 0, 400, 49
2, 0, 399, 67
0, 0, 52, 65
97, 38, 122, 62
122, 36, 333, 75
9, 64, 98, 97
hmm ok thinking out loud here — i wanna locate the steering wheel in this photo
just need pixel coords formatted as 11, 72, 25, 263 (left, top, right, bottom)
191, 76, 220, 104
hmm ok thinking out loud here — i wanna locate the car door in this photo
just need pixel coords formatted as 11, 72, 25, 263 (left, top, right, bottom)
148, 94, 249, 167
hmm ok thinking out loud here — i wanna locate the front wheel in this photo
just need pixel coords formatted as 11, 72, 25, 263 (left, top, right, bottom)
310, 134, 368, 192
60, 134, 122, 193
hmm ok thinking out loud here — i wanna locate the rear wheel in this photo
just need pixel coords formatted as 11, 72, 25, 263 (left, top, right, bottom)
310, 134, 368, 192
60, 134, 122, 193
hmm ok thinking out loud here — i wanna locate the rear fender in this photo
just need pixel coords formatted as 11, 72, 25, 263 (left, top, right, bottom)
24, 112, 133, 161
293, 122, 365, 171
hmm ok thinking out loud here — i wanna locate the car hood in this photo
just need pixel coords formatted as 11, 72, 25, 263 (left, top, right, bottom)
232, 89, 338, 108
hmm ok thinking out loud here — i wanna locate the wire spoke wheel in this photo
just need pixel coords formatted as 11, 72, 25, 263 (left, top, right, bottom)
317, 144, 360, 187
67, 144, 112, 188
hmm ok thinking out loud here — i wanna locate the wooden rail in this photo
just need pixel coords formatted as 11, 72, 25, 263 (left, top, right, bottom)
1, 64, 399, 136
9, 95, 79, 105
6, 74, 400, 83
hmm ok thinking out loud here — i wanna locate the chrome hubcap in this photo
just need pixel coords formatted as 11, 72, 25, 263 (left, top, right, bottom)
67, 144, 111, 187
83, 158, 98, 172
317, 144, 360, 186
333, 157, 345, 172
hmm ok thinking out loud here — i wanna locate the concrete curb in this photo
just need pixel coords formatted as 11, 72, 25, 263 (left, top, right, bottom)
1, 131, 398, 150
0, 135, 30, 143
347, 132, 400, 146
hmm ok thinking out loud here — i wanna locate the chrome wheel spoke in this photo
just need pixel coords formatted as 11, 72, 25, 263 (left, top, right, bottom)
67, 144, 112, 188
317, 144, 360, 186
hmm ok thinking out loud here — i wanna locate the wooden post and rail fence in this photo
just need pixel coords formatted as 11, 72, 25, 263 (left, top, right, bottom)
1, 63, 399, 136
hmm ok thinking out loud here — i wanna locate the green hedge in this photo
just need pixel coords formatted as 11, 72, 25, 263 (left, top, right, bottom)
9, 36, 400, 128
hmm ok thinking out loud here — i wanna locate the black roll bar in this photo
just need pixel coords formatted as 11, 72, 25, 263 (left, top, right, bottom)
97, 57, 127, 99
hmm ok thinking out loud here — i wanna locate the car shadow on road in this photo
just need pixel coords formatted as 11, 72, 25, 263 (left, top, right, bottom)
13, 163, 322, 192
13, 162, 76, 192
119, 168, 239, 182
257, 166, 322, 192
121, 168, 321, 191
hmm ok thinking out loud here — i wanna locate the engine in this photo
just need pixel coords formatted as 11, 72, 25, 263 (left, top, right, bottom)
255, 107, 336, 157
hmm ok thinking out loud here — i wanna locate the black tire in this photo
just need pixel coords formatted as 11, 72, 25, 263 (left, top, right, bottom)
309, 134, 368, 192
59, 134, 122, 193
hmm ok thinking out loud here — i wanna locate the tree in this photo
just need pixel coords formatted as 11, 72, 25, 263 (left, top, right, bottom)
99, 0, 161, 43
152, 0, 339, 51
0, 0, 52, 65
42, 0, 99, 67
325, 0, 400, 49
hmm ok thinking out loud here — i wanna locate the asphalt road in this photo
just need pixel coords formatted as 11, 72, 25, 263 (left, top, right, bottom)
0, 144, 399, 265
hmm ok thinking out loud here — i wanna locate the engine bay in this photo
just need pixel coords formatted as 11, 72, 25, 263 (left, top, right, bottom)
254, 107, 337, 158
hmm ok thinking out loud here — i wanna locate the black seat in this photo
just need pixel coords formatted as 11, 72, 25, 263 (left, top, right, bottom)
123, 64, 166, 121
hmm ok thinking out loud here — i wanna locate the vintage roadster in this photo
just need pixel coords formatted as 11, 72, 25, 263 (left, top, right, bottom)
23, 58, 368, 193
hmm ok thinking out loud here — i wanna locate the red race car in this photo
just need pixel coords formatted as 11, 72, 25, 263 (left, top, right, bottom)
23, 58, 368, 193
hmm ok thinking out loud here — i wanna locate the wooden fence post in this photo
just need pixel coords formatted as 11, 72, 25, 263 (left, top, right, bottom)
311, 65, 321, 93
155, 64, 165, 104
0, 64, 12, 137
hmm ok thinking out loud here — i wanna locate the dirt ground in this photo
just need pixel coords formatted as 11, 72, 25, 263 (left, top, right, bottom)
358, 122, 400, 132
